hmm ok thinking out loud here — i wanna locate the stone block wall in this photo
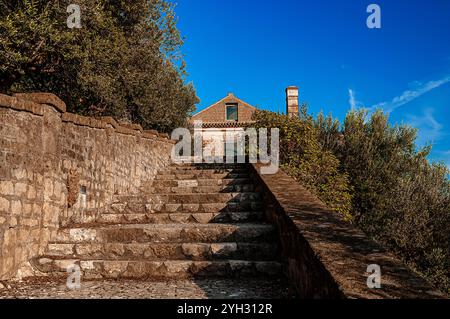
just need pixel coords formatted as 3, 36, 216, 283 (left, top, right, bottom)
0, 93, 174, 280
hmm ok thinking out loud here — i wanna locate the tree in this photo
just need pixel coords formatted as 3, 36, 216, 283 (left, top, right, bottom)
255, 105, 450, 293
252, 110, 353, 220
0, 0, 198, 132
312, 108, 450, 293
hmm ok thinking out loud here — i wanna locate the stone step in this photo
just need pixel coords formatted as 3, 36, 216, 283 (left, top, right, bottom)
155, 173, 249, 180
44, 242, 278, 261
69, 211, 266, 226
161, 168, 248, 175
145, 184, 255, 194
149, 178, 252, 188
32, 259, 283, 280
168, 163, 247, 170
109, 201, 264, 214
54, 224, 276, 244
121, 193, 261, 205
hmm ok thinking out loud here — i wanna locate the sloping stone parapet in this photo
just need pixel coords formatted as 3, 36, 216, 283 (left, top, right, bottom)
249, 163, 447, 299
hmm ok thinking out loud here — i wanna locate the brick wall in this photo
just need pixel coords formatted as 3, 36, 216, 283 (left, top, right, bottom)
0, 93, 174, 280
191, 94, 256, 123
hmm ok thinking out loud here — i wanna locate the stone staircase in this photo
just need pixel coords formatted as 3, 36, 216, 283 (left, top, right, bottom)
32, 163, 283, 281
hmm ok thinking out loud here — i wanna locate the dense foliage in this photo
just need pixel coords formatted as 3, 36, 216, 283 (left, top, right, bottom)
254, 107, 450, 294
252, 110, 353, 220
0, 0, 198, 132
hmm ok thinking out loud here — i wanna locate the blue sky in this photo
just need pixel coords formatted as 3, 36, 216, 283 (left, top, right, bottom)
173, 0, 450, 166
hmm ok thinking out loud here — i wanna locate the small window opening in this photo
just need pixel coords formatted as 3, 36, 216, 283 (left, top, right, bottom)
226, 104, 238, 122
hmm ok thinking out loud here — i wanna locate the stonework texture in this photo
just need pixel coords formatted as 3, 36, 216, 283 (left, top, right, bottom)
30, 163, 283, 287
0, 93, 173, 280
249, 163, 446, 299
0, 278, 290, 299
0, 92, 447, 300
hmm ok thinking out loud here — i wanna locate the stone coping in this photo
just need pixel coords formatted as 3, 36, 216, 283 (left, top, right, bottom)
0, 93, 176, 144
13, 93, 66, 113
0, 93, 44, 116
250, 163, 447, 299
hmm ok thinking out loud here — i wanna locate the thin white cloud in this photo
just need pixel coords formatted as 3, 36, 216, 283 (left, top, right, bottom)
348, 89, 357, 110
370, 76, 450, 113
408, 108, 445, 146
348, 88, 363, 110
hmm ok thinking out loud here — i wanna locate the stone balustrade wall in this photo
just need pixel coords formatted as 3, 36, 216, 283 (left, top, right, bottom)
250, 163, 446, 299
0, 93, 174, 280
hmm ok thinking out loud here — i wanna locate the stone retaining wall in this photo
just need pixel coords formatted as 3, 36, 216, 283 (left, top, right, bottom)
250, 163, 446, 299
0, 93, 174, 280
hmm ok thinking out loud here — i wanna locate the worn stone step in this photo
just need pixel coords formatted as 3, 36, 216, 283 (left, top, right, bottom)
149, 178, 252, 188
168, 164, 247, 170
69, 211, 266, 226
54, 224, 276, 244
109, 201, 264, 214
145, 184, 255, 194
32, 259, 282, 279
161, 168, 248, 174
44, 242, 278, 261
125, 193, 261, 205
155, 173, 249, 180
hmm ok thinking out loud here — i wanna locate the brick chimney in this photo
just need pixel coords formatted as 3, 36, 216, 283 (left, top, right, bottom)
286, 86, 299, 118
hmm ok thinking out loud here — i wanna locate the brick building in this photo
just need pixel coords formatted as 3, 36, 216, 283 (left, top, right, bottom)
189, 87, 299, 157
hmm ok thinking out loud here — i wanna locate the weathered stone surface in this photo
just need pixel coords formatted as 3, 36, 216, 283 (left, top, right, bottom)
11, 200, 22, 215
75, 244, 105, 257
0, 181, 14, 196
146, 184, 255, 194
43, 242, 277, 261
190, 213, 213, 224
18, 161, 288, 293
181, 244, 210, 260
69, 211, 264, 226
47, 243, 75, 256
0, 93, 44, 115
102, 261, 128, 278
14, 183, 27, 195
150, 178, 251, 188
156, 173, 248, 180
0, 278, 290, 299
176, 180, 198, 188
250, 163, 446, 299
210, 243, 237, 257
0, 197, 10, 213
54, 224, 274, 244
3, 114, 436, 301
54, 259, 78, 271
66, 169, 79, 208
34, 259, 282, 279
0, 93, 173, 281
13, 93, 67, 113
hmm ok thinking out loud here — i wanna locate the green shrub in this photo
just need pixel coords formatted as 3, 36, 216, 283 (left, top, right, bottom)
313, 109, 450, 294
254, 106, 449, 294
252, 110, 353, 220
